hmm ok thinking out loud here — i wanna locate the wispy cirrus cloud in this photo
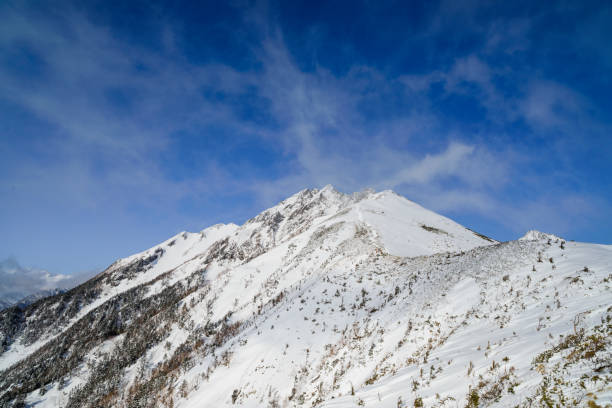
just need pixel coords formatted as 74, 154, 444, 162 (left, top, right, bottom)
1, 0, 611, 274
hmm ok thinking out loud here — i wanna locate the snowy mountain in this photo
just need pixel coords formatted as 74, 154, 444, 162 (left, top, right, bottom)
8, 289, 67, 310
0, 186, 610, 408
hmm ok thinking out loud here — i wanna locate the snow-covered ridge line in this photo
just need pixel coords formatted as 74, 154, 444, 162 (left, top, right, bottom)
0, 186, 494, 375
3, 186, 608, 408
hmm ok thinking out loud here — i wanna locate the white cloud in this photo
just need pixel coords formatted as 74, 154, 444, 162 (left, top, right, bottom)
388, 143, 475, 185
1, 0, 607, 248
0, 257, 93, 307
520, 80, 584, 129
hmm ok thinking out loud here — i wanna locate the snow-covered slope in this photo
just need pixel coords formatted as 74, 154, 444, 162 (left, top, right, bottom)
0, 186, 609, 408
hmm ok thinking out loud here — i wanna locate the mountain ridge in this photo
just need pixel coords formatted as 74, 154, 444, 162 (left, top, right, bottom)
0, 186, 609, 408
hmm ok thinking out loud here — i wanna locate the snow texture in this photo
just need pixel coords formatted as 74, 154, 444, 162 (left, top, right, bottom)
0, 186, 609, 408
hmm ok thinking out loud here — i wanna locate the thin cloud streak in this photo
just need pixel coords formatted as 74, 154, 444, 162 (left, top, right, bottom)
1, 0, 610, 276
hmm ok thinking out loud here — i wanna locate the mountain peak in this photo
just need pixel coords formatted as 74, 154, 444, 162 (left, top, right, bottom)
319, 183, 336, 193
3, 188, 607, 408
519, 230, 564, 242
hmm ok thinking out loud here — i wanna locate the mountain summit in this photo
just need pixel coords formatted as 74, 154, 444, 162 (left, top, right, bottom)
0, 187, 610, 408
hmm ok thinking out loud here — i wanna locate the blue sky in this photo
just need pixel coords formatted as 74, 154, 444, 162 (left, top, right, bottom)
1, 0, 611, 275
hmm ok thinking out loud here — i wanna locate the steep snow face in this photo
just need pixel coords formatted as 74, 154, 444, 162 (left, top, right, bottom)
114, 222, 240, 272
351, 190, 495, 257
1, 186, 609, 408
109, 185, 493, 286
206, 185, 494, 263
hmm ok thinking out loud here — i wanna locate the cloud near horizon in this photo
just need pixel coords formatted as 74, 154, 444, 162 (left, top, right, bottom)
1, 0, 611, 274
0, 257, 94, 307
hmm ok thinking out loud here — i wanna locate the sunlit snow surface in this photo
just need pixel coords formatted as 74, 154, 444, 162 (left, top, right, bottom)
1, 187, 609, 408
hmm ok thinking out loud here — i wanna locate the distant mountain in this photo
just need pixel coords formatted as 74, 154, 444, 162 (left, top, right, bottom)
11, 288, 67, 309
0, 258, 92, 310
0, 186, 610, 408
